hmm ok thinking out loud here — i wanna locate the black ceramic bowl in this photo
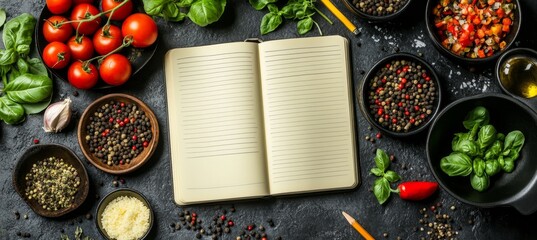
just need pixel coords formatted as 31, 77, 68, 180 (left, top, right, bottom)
35, 1, 158, 89
358, 53, 442, 137
425, 0, 521, 65
427, 93, 537, 215
96, 188, 154, 239
342, 0, 412, 22
13, 144, 90, 218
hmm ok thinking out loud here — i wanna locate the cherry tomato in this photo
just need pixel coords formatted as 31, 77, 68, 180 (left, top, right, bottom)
68, 61, 99, 89
122, 13, 158, 48
74, 0, 94, 4
99, 54, 131, 86
102, 0, 133, 21
67, 35, 94, 61
46, 0, 72, 15
43, 42, 71, 69
70, 3, 102, 35
93, 25, 123, 55
43, 16, 73, 43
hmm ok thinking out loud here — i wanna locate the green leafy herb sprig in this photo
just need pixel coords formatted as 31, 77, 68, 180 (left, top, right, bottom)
249, 0, 333, 35
142, 0, 227, 27
370, 149, 401, 204
0, 8, 6, 28
60, 227, 93, 240
440, 106, 525, 192
0, 13, 53, 124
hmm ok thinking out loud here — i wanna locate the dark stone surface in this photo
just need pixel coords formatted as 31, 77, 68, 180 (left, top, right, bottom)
1, 0, 537, 239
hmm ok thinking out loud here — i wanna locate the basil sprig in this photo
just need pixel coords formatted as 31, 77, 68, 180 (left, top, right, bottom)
142, 0, 226, 27
0, 13, 53, 124
371, 149, 400, 204
440, 107, 525, 192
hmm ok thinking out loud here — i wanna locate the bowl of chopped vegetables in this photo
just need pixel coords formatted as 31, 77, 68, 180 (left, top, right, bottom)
425, 0, 521, 64
426, 93, 537, 215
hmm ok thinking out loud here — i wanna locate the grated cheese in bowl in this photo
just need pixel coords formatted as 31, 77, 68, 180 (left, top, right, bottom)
101, 196, 151, 240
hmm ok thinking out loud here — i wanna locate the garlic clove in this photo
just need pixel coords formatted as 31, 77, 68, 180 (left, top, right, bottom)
43, 98, 72, 133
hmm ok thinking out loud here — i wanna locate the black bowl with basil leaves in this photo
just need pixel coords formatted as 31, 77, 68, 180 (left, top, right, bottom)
426, 93, 537, 215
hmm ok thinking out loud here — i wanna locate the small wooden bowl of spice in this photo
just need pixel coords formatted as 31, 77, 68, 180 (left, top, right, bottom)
359, 53, 442, 137
78, 93, 159, 174
12, 144, 90, 218
96, 188, 154, 240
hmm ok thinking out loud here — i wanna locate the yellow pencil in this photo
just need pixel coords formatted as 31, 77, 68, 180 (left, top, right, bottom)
320, 0, 359, 35
342, 211, 375, 240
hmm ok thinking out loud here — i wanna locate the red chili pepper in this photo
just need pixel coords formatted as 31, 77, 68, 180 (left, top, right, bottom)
396, 181, 438, 201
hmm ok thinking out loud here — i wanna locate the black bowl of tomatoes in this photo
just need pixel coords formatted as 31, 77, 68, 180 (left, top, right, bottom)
425, 0, 521, 65
36, 0, 158, 89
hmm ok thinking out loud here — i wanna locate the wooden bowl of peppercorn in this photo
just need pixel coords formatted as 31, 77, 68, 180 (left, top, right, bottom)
358, 53, 442, 137
78, 93, 159, 174
341, 0, 413, 22
12, 144, 90, 218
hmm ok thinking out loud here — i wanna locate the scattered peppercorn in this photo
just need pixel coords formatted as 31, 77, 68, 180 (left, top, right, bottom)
352, 0, 408, 16
84, 101, 152, 166
367, 59, 437, 133
73, 91, 79, 97
85, 213, 92, 220
15, 211, 20, 220
418, 203, 461, 239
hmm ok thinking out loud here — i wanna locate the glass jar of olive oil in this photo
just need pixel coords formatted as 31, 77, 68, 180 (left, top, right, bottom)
498, 55, 537, 99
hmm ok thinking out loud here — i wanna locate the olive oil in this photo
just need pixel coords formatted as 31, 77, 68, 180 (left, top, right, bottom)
499, 55, 537, 98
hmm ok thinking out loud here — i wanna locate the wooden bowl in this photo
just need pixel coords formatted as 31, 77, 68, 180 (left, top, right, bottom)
95, 188, 154, 240
12, 144, 90, 218
78, 93, 159, 174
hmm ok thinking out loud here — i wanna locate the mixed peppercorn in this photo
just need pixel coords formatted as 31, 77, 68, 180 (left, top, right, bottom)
352, 0, 408, 16
84, 101, 152, 166
433, 0, 516, 58
367, 59, 437, 133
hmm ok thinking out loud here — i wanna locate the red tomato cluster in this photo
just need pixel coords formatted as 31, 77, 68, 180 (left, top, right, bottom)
43, 0, 158, 89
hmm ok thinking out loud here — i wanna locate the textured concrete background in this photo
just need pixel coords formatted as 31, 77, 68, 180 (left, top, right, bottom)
1, 0, 537, 239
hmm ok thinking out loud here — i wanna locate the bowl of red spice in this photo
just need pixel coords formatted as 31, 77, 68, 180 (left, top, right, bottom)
77, 93, 159, 174
359, 53, 442, 137
342, 0, 413, 22
426, 0, 521, 64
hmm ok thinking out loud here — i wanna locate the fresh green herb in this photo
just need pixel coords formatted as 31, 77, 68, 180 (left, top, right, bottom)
250, 0, 333, 35
61, 226, 93, 240
370, 149, 400, 204
0, 13, 52, 124
142, 0, 226, 27
0, 8, 6, 28
440, 106, 525, 191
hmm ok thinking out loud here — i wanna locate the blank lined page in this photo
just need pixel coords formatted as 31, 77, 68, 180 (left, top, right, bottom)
258, 36, 358, 195
165, 42, 269, 205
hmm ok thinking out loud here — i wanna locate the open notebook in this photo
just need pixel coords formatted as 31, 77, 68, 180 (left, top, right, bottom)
164, 35, 359, 205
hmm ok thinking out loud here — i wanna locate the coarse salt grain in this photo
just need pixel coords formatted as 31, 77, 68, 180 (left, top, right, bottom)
101, 196, 150, 240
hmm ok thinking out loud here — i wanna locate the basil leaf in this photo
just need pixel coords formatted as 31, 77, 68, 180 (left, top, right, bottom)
187, 0, 226, 27
496, 132, 505, 141
16, 57, 29, 74
26, 57, 48, 76
21, 93, 52, 114
374, 148, 390, 172
2, 13, 36, 56
370, 167, 384, 177
267, 3, 278, 14
502, 157, 515, 173
440, 152, 473, 177
498, 155, 505, 168
4, 73, 53, 103
280, 4, 298, 19
383, 170, 400, 183
473, 158, 485, 177
177, 0, 195, 7
470, 173, 490, 192
484, 140, 502, 160
485, 159, 501, 177
503, 130, 525, 156
0, 49, 18, 66
477, 125, 496, 150
142, 0, 168, 16
463, 106, 489, 130
297, 17, 313, 35
162, 3, 187, 22
260, 12, 282, 35
0, 8, 6, 28
452, 139, 479, 157
373, 177, 390, 205
0, 96, 25, 124
249, 0, 277, 10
